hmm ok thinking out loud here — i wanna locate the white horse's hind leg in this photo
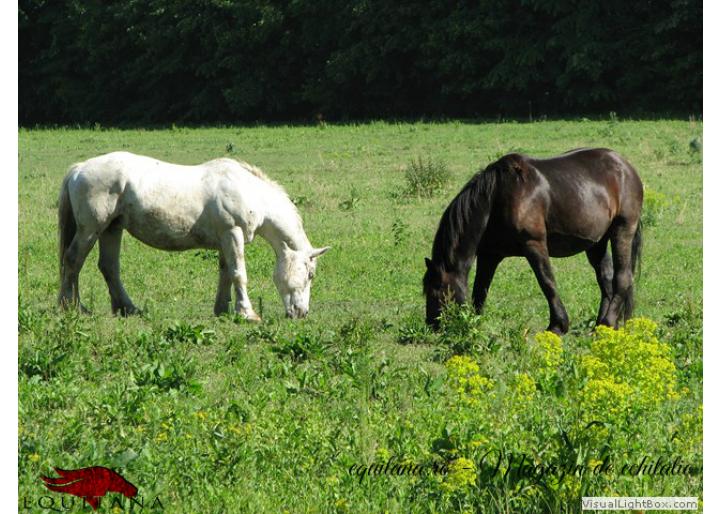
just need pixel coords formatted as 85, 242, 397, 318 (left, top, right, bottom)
214, 252, 232, 315
220, 228, 261, 321
98, 224, 138, 315
59, 229, 97, 312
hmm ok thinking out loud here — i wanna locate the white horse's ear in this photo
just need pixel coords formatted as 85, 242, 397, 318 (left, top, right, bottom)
309, 246, 331, 259
281, 241, 292, 254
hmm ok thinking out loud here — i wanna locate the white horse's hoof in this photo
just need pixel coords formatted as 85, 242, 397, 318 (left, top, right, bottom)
240, 311, 262, 323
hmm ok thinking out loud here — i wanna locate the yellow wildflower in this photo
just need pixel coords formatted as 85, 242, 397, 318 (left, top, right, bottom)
581, 378, 632, 420
674, 404, 703, 452
229, 423, 251, 436
514, 373, 536, 402
376, 447, 391, 461
469, 435, 488, 449
535, 331, 563, 369
441, 457, 476, 493
445, 355, 494, 406
588, 458, 603, 469
580, 318, 679, 421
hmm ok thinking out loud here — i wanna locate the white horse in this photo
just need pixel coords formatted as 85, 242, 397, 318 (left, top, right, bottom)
57, 152, 329, 320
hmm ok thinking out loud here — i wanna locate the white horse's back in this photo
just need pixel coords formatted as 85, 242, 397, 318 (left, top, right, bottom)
66, 152, 276, 250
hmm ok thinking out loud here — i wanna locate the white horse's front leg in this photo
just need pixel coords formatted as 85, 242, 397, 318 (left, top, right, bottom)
220, 228, 261, 321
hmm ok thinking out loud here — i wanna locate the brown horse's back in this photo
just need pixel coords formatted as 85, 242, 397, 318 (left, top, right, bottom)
486, 148, 642, 257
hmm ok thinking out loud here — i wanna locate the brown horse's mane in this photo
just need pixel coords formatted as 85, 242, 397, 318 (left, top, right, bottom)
429, 164, 498, 274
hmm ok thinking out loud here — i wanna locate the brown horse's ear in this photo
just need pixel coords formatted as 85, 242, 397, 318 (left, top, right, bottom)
425, 257, 434, 270
509, 158, 527, 180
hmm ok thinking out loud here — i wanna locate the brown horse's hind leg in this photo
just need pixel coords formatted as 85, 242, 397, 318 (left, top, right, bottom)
524, 239, 569, 335
472, 253, 503, 313
98, 224, 139, 316
599, 220, 638, 328
586, 237, 613, 326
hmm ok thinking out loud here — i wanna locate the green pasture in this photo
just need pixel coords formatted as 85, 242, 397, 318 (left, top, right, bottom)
19, 120, 702, 513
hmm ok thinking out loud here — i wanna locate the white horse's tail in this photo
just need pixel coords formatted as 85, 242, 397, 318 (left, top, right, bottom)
58, 171, 76, 289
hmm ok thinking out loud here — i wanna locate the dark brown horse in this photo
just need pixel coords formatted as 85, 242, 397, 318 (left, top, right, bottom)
423, 148, 643, 334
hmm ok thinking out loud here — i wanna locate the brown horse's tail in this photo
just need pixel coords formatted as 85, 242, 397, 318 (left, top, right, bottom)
58, 172, 76, 300
624, 219, 643, 320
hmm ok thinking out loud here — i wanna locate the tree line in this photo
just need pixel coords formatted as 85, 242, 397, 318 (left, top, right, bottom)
19, 0, 701, 124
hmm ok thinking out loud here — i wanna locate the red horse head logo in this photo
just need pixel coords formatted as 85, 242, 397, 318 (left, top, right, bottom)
41, 466, 138, 510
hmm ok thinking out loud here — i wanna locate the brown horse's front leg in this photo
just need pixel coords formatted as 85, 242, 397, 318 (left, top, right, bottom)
472, 253, 503, 313
524, 240, 569, 335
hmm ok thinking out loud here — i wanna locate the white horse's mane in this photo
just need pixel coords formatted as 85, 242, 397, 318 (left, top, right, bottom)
228, 158, 302, 222
234, 159, 284, 191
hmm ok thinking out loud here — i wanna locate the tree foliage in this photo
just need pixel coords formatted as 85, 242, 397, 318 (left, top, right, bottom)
19, 0, 701, 124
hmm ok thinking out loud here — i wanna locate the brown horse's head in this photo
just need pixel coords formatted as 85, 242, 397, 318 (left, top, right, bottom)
423, 257, 467, 328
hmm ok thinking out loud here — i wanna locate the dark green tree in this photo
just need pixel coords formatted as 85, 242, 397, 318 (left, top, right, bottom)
18, 0, 702, 124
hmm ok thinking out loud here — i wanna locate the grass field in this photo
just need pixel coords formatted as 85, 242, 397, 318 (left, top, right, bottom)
19, 120, 702, 513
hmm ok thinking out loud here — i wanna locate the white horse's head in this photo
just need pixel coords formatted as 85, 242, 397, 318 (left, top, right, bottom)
273, 242, 330, 318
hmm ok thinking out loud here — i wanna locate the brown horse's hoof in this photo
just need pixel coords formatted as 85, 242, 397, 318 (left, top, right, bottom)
115, 305, 141, 317
547, 324, 569, 336
58, 298, 90, 314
